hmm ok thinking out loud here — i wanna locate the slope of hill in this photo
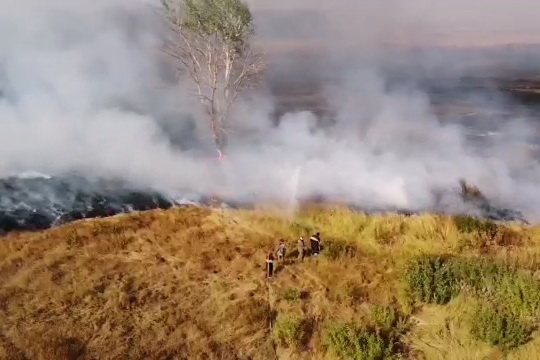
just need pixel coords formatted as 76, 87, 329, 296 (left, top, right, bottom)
1, 206, 540, 359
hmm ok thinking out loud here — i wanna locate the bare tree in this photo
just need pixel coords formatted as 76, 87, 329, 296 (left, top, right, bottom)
161, 0, 265, 159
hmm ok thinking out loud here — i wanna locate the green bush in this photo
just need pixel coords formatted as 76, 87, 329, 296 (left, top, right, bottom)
450, 257, 501, 291
325, 240, 358, 260
273, 313, 307, 348
404, 255, 540, 318
470, 303, 532, 350
403, 255, 540, 350
453, 215, 498, 240
490, 270, 540, 317
324, 322, 395, 360
370, 305, 408, 335
403, 255, 460, 304
282, 288, 302, 302
452, 258, 540, 317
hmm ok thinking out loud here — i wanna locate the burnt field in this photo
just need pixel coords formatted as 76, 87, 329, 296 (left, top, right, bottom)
265, 45, 540, 127
254, 8, 540, 128
263, 46, 540, 155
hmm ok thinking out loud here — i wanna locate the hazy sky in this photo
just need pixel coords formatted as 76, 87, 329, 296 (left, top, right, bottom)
248, 0, 540, 47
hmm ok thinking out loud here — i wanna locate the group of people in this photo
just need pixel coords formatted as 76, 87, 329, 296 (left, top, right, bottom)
266, 232, 322, 278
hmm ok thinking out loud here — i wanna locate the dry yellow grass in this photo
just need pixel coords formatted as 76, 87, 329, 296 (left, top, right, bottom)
1, 205, 540, 359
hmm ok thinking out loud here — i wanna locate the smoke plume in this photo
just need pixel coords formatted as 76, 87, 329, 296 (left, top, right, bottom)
1, 0, 540, 221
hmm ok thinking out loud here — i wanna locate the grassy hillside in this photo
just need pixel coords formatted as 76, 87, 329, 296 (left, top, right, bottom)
1, 205, 540, 359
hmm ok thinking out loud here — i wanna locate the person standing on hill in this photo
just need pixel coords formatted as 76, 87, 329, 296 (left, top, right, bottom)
310, 232, 321, 256
297, 236, 306, 262
276, 239, 287, 261
266, 252, 275, 279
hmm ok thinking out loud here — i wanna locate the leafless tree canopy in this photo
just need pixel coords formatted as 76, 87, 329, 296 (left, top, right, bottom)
161, 0, 265, 157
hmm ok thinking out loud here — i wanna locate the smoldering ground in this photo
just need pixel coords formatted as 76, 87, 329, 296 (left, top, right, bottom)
1, 0, 540, 226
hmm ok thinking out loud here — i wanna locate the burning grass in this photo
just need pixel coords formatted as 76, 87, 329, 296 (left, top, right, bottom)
1, 205, 540, 359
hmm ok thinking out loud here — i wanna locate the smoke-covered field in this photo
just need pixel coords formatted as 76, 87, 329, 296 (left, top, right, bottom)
1, 0, 540, 234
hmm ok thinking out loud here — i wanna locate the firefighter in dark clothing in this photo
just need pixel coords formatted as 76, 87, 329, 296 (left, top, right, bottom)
266, 252, 276, 279
310, 232, 321, 256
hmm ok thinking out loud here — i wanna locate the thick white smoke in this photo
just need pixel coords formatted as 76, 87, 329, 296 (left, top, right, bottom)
0, 0, 219, 194
1, 0, 540, 221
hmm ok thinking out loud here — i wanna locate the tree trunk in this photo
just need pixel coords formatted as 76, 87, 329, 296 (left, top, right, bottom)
210, 115, 227, 159
215, 131, 227, 160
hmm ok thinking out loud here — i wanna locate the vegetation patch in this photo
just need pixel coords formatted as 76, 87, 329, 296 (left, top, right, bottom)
282, 288, 304, 302
404, 254, 540, 351
273, 313, 308, 349
324, 321, 403, 360
469, 303, 533, 350
403, 255, 460, 305
454, 215, 525, 251
453, 215, 498, 237
370, 305, 409, 336
325, 240, 358, 260
404, 255, 540, 315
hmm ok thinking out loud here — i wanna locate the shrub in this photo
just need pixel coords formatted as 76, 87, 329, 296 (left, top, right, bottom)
370, 305, 408, 335
490, 270, 540, 317
453, 259, 540, 317
324, 322, 396, 360
371, 305, 398, 331
325, 240, 358, 260
403, 255, 460, 305
273, 313, 307, 349
453, 215, 498, 242
450, 257, 503, 292
282, 288, 302, 302
404, 255, 540, 317
469, 303, 532, 350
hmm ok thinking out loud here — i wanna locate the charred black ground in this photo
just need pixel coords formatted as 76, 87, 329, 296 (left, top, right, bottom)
0, 174, 527, 236
0, 175, 176, 235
